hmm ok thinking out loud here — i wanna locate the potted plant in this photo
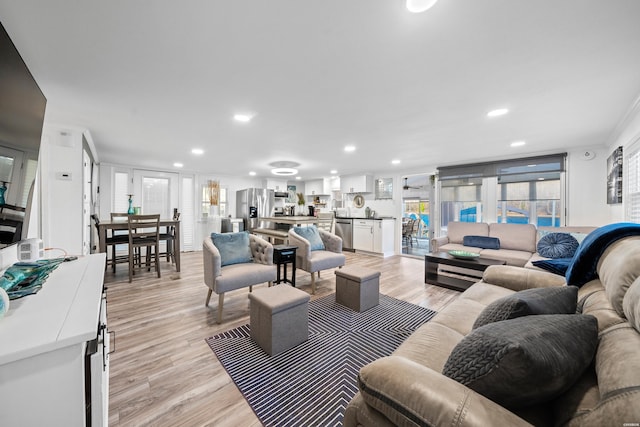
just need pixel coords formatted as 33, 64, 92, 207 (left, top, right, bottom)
296, 192, 305, 215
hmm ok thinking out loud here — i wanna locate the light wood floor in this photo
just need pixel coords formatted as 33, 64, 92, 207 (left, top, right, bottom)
105, 251, 460, 426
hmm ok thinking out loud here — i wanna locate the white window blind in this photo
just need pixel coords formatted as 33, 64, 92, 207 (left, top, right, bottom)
627, 142, 640, 222
113, 171, 130, 213
181, 176, 195, 251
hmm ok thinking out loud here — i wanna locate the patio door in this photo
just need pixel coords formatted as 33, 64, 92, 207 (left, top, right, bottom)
132, 170, 179, 218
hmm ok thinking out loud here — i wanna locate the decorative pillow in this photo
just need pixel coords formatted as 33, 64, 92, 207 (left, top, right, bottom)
211, 231, 253, 266
532, 258, 573, 275
473, 286, 578, 329
293, 225, 325, 251
443, 314, 598, 408
537, 232, 579, 259
463, 235, 500, 250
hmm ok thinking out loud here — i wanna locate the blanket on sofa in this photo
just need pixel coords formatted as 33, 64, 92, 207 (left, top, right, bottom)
565, 222, 640, 287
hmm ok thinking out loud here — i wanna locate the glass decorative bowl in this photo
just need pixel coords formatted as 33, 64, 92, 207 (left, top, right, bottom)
448, 250, 481, 259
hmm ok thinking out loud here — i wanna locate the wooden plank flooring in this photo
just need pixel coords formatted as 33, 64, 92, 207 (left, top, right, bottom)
105, 251, 460, 426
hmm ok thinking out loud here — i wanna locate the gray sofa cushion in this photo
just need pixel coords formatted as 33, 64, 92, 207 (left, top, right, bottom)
463, 235, 500, 249
443, 314, 598, 408
473, 286, 578, 329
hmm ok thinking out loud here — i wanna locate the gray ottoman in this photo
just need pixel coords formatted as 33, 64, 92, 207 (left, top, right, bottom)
335, 266, 381, 312
249, 285, 310, 355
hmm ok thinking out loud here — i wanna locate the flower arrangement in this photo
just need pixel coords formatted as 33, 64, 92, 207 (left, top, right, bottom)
296, 192, 305, 206
208, 180, 219, 206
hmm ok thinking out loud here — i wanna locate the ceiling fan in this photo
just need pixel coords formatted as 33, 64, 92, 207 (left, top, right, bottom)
402, 177, 420, 190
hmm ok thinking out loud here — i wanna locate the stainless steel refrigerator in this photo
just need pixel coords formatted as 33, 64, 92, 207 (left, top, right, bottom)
236, 188, 275, 233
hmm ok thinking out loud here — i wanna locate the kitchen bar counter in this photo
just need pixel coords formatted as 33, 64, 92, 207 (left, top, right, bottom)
262, 216, 318, 225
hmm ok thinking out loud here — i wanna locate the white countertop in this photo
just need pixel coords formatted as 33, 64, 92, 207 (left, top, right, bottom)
0, 254, 106, 365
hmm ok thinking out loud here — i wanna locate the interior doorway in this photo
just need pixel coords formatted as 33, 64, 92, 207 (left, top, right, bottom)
401, 174, 431, 257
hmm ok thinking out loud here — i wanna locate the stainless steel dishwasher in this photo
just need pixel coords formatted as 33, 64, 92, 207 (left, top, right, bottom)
334, 218, 353, 251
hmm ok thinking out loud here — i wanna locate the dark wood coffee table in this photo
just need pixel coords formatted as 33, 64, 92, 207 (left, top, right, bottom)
424, 251, 506, 291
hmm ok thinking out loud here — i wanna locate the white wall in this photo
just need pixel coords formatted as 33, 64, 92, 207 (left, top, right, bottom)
605, 96, 640, 223
566, 147, 610, 226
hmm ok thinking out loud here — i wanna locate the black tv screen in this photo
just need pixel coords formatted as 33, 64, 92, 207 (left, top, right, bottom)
0, 20, 46, 244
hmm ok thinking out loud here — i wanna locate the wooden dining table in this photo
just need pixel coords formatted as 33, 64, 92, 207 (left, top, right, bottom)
96, 218, 181, 272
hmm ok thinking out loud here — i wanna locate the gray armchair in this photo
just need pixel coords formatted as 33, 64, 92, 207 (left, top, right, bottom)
288, 227, 346, 294
203, 234, 277, 323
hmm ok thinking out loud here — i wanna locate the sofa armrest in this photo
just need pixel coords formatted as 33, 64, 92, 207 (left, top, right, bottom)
356, 356, 531, 427
288, 229, 311, 258
431, 236, 449, 252
319, 229, 342, 253
203, 237, 222, 287
482, 265, 566, 291
249, 234, 274, 265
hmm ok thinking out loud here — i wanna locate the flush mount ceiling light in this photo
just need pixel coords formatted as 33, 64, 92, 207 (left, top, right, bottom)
487, 108, 509, 117
406, 0, 438, 13
234, 114, 253, 122
269, 160, 300, 176
271, 168, 298, 176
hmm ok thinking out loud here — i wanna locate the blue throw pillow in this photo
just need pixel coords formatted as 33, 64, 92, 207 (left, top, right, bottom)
532, 258, 573, 275
463, 235, 500, 250
293, 225, 325, 251
211, 231, 253, 266
537, 233, 579, 259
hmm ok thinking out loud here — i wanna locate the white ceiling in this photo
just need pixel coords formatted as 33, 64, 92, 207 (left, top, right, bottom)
2, 1, 640, 181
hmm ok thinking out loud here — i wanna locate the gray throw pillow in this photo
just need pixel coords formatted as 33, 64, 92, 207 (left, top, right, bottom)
537, 232, 579, 259
443, 314, 598, 408
211, 231, 253, 266
473, 286, 578, 329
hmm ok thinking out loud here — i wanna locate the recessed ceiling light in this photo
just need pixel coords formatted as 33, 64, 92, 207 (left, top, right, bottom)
330, 170, 338, 174
487, 108, 509, 117
392, 159, 401, 165
234, 114, 253, 122
249, 171, 256, 176
295, 176, 301, 180
191, 148, 204, 155
173, 162, 183, 168
510, 141, 526, 147
406, 0, 438, 13
344, 145, 356, 152
271, 167, 298, 176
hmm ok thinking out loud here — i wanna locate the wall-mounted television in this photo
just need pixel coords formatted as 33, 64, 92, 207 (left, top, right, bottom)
0, 20, 47, 248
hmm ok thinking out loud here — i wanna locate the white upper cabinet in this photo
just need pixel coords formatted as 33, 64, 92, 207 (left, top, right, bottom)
340, 174, 373, 193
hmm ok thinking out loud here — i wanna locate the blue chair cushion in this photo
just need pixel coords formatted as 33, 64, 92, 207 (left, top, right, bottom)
293, 225, 325, 251
463, 235, 500, 250
211, 231, 253, 266
537, 232, 579, 259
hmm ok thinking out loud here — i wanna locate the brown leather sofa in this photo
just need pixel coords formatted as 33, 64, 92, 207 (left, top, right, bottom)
344, 235, 640, 426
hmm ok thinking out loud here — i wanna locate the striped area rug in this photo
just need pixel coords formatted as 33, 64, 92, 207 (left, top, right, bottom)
206, 293, 436, 427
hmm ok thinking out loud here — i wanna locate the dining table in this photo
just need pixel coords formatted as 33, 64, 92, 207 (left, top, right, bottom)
261, 216, 319, 226
96, 218, 181, 272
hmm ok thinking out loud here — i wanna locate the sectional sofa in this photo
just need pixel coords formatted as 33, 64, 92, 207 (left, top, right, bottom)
431, 221, 595, 268
344, 233, 640, 426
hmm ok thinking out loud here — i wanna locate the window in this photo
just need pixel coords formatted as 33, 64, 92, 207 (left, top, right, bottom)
201, 183, 227, 217
113, 171, 130, 213
437, 154, 566, 233
627, 140, 640, 222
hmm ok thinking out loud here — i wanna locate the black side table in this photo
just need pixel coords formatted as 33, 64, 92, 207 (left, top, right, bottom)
273, 245, 297, 286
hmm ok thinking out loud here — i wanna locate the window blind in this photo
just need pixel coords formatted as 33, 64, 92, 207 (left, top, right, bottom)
627, 142, 640, 222
438, 153, 567, 180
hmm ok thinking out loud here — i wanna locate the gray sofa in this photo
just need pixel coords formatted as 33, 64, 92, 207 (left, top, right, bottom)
431, 221, 595, 267
345, 235, 640, 426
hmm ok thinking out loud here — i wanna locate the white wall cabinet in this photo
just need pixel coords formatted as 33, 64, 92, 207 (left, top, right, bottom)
353, 219, 395, 256
262, 179, 289, 192
305, 179, 325, 195
340, 174, 373, 193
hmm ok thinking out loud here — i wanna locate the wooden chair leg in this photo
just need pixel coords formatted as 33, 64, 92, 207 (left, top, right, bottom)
249, 285, 253, 292
205, 289, 213, 306
217, 293, 224, 324
128, 247, 134, 283
311, 273, 316, 295
155, 243, 161, 278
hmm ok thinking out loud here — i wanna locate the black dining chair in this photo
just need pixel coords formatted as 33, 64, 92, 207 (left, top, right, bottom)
159, 209, 180, 265
92, 214, 129, 272
127, 214, 161, 283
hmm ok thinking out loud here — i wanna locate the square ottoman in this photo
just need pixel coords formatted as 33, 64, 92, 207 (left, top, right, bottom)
249, 285, 310, 355
335, 266, 381, 312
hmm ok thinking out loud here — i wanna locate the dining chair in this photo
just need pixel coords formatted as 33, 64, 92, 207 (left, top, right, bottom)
316, 212, 334, 233
127, 214, 161, 282
92, 213, 129, 272
159, 209, 180, 264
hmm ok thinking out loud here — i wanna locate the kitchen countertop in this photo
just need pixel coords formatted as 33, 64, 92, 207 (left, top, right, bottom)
335, 216, 396, 220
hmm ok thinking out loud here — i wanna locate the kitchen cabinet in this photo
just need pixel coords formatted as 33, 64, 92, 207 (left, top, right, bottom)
353, 219, 374, 251
353, 218, 395, 256
340, 174, 373, 193
262, 179, 289, 192
305, 179, 326, 196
